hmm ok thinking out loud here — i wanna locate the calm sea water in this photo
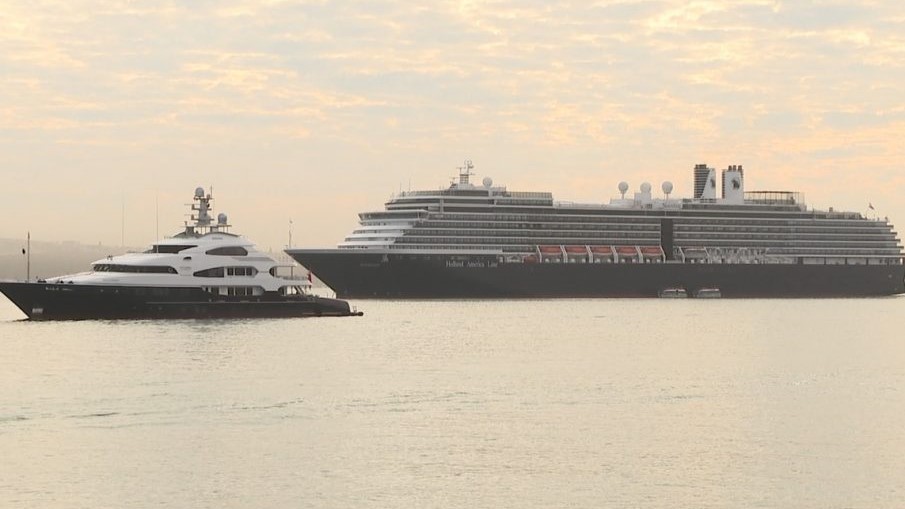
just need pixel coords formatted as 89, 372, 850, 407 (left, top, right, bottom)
2, 295, 904, 508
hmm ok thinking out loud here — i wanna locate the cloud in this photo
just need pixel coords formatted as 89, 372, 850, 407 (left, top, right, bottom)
1, 0, 905, 247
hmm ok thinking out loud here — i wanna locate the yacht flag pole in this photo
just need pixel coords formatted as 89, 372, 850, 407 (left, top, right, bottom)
288, 218, 293, 279
26, 231, 30, 282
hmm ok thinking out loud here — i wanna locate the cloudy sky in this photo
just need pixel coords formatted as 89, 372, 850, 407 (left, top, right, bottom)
2, 0, 904, 251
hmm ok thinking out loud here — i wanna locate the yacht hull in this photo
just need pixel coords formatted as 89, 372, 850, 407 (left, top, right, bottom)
0, 282, 360, 320
287, 250, 905, 298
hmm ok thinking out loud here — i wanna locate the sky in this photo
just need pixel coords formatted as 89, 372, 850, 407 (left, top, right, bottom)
2, 0, 904, 252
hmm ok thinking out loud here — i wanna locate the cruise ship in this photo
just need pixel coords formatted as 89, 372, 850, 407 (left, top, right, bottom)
286, 162, 905, 298
0, 188, 362, 320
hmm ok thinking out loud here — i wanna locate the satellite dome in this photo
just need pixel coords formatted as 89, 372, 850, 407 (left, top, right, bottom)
217, 212, 228, 225
195, 187, 205, 198
640, 182, 652, 193
662, 181, 674, 195
482, 177, 493, 188
618, 181, 629, 194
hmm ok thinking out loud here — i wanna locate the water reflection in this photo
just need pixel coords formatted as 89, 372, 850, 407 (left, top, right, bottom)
1, 297, 905, 507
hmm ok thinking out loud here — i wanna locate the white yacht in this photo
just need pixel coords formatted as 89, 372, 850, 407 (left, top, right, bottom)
0, 188, 362, 320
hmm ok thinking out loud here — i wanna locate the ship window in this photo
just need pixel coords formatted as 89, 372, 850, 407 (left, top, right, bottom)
146, 244, 196, 254
92, 264, 177, 274
194, 267, 225, 278
280, 286, 304, 296
206, 246, 248, 256
226, 266, 257, 276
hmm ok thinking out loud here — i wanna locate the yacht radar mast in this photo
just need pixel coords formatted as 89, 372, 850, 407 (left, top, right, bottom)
185, 187, 230, 235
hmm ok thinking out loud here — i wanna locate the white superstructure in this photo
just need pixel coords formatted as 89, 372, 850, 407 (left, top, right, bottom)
44, 188, 310, 297
329, 161, 902, 267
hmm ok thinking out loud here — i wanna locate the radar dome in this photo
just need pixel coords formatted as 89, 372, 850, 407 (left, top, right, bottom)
618, 182, 629, 194
194, 187, 205, 198
217, 213, 228, 225
640, 182, 652, 193
482, 177, 493, 188
662, 181, 674, 195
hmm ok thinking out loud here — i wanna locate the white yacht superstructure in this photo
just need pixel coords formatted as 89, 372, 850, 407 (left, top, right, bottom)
0, 188, 361, 320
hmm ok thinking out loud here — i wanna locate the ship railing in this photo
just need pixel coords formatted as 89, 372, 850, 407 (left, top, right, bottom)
527, 245, 670, 264
277, 274, 313, 282
672, 246, 905, 265
508, 192, 553, 199
518, 245, 904, 265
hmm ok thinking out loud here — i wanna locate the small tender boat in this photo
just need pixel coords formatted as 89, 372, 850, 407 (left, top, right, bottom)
658, 288, 687, 298
694, 287, 722, 298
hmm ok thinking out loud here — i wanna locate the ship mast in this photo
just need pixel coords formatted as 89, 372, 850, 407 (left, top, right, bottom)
457, 160, 474, 186
182, 186, 231, 237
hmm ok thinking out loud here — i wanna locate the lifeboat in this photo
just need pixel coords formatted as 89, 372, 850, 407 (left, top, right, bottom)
564, 245, 588, 254
590, 246, 614, 256
640, 246, 664, 258
588, 245, 614, 263
615, 246, 639, 263
538, 245, 563, 255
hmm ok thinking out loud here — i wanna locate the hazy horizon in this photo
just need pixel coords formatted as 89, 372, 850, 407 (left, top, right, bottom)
2, 1, 904, 251
0, 237, 308, 281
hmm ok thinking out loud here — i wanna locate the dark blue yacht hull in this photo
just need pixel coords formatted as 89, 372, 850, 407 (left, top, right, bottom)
0, 282, 361, 320
287, 250, 905, 298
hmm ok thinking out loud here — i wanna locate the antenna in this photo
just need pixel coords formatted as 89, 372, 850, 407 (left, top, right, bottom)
25, 231, 30, 282
456, 160, 474, 186
121, 193, 125, 248
289, 218, 294, 279
155, 191, 159, 242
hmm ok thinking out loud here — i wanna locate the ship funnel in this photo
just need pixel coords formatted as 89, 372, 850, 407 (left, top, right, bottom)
721, 165, 745, 204
694, 164, 717, 200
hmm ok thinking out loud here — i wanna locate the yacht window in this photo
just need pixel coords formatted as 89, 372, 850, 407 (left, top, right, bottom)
145, 245, 196, 254
225, 266, 257, 277
280, 286, 304, 296
92, 264, 177, 274
194, 267, 225, 278
206, 246, 248, 256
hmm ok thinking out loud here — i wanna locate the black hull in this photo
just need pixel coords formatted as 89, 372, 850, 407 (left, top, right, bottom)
0, 282, 361, 321
287, 250, 905, 298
